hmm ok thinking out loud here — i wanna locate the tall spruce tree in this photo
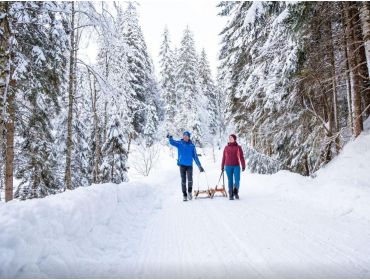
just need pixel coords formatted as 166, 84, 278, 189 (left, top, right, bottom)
122, 2, 158, 141
159, 27, 177, 135
199, 49, 218, 139
2, 2, 69, 199
176, 27, 204, 145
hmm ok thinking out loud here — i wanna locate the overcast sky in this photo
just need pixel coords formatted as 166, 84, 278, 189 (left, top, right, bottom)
80, 0, 227, 78
139, 0, 227, 77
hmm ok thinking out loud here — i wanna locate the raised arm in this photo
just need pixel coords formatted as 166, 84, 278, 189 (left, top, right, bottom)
168, 136, 181, 148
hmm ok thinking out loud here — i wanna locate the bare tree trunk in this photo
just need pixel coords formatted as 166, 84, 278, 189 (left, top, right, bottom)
0, 3, 6, 201
344, 33, 354, 131
4, 92, 14, 202
103, 51, 109, 144
103, 101, 107, 143
359, 2, 370, 72
359, 44, 370, 117
64, 2, 75, 190
344, 2, 364, 137
328, 18, 340, 152
303, 154, 310, 176
1, 2, 15, 202
88, 69, 100, 183
127, 133, 132, 155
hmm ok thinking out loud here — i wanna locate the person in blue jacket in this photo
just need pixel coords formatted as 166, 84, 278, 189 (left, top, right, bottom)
167, 131, 205, 201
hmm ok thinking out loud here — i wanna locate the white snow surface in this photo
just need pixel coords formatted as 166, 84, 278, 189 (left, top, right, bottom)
1, 131, 370, 278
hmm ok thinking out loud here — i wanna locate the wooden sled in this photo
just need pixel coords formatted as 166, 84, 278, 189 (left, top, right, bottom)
194, 172, 212, 199
210, 186, 227, 198
210, 171, 228, 198
194, 189, 212, 199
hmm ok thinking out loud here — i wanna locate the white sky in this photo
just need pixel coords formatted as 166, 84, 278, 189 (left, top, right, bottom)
80, 0, 227, 78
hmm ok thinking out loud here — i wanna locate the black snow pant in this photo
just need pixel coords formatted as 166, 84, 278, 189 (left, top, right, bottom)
179, 165, 193, 196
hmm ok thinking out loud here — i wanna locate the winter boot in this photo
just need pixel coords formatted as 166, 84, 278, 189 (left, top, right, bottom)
183, 195, 188, 202
188, 192, 193, 200
233, 188, 239, 200
229, 188, 234, 200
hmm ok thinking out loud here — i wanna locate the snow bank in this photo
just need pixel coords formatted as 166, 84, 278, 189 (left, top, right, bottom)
0, 182, 161, 278
245, 127, 370, 221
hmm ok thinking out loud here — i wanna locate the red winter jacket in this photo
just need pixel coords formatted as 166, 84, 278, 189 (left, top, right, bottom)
221, 142, 246, 170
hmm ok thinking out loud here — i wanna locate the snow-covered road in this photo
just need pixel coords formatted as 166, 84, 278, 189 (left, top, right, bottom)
131, 163, 370, 278
1, 133, 370, 278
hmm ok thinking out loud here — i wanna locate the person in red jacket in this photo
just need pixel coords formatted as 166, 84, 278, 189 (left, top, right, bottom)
221, 134, 246, 200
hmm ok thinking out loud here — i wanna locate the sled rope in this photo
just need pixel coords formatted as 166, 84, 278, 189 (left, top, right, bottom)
210, 170, 227, 198
194, 170, 212, 199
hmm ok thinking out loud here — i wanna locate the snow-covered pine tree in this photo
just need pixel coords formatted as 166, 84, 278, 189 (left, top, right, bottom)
7, 2, 69, 198
218, 1, 370, 175
101, 118, 128, 184
84, 67, 104, 185
176, 27, 204, 145
198, 49, 218, 140
143, 78, 160, 146
284, 2, 369, 172
91, 4, 131, 183
159, 27, 177, 135
214, 73, 228, 147
71, 69, 92, 187
63, 1, 114, 190
219, 2, 312, 173
122, 2, 159, 142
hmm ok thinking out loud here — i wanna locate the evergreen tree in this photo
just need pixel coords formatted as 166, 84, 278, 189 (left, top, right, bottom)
101, 118, 128, 184
9, 2, 69, 198
122, 2, 158, 139
176, 27, 204, 145
198, 49, 218, 138
218, 2, 314, 174
218, 1, 370, 175
159, 27, 177, 135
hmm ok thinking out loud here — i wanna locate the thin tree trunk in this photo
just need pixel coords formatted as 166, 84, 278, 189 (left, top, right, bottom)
103, 101, 107, 143
4, 92, 14, 202
344, 33, 353, 132
1, 2, 15, 202
359, 44, 370, 117
127, 133, 132, 155
303, 154, 310, 176
88, 69, 100, 183
64, 2, 75, 190
356, 2, 370, 117
359, 2, 370, 72
326, 18, 340, 153
344, 2, 364, 137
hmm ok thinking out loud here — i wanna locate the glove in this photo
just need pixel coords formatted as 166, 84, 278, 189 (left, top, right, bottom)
221, 167, 224, 172
166, 133, 172, 139
199, 166, 205, 172
242, 168, 245, 172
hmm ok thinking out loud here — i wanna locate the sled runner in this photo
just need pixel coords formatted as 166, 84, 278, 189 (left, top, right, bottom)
210, 171, 227, 198
194, 172, 212, 199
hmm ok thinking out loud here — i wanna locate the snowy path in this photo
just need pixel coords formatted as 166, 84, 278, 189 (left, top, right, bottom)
130, 166, 370, 278
125, 140, 370, 278
1, 136, 370, 278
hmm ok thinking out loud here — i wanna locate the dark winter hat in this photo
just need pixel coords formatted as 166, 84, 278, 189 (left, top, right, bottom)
183, 131, 191, 138
230, 134, 237, 141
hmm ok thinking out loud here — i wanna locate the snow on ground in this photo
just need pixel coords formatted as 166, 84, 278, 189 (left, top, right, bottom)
1, 132, 370, 278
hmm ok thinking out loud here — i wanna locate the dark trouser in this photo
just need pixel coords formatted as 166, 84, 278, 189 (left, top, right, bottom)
179, 165, 193, 196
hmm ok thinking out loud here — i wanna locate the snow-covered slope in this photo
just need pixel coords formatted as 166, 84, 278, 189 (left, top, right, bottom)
0, 182, 162, 278
1, 130, 370, 278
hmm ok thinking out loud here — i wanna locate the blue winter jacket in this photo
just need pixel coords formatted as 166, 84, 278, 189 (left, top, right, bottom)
169, 137, 202, 167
